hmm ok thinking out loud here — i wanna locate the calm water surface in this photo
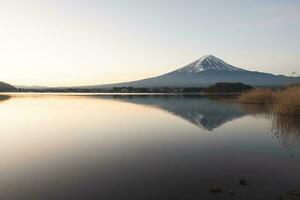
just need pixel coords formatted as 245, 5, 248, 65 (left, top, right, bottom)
0, 94, 299, 200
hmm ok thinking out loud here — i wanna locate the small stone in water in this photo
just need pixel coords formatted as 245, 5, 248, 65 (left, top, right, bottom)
208, 186, 222, 194
229, 190, 234, 195
239, 178, 247, 186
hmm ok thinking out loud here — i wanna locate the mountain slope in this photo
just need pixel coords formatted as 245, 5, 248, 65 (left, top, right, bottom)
87, 55, 300, 88
0, 81, 17, 92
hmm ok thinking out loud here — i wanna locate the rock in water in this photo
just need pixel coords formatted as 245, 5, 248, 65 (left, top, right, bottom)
239, 178, 247, 186
208, 186, 222, 194
229, 190, 235, 195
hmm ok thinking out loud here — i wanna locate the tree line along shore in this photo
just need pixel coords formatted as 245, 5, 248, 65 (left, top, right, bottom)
2, 81, 299, 115
16, 82, 253, 93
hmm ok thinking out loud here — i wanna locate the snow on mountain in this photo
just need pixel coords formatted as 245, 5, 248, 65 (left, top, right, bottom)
176, 55, 246, 73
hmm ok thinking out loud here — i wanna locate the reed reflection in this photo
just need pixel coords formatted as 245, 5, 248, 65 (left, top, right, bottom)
270, 114, 300, 151
240, 103, 300, 152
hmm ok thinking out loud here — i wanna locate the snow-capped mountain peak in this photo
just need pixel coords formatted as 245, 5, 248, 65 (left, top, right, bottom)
177, 55, 245, 73
89, 55, 300, 88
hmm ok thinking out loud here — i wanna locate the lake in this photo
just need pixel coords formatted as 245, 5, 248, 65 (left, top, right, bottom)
0, 94, 299, 200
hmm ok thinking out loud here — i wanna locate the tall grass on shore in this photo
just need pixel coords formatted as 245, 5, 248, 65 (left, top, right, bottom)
274, 87, 300, 115
238, 86, 300, 115
238, 89, 276, 104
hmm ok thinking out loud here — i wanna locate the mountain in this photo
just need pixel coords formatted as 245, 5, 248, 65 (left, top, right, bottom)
0, 81, 17, 92
88, 55, 300, 88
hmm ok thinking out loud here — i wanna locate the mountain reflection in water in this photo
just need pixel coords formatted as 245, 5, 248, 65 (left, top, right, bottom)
100, 95, 247, 131
95, 95, 300, 149
0, 95, 11, 102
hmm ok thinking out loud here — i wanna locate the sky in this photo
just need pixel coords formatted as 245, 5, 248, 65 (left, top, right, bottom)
0, 0, 299, 87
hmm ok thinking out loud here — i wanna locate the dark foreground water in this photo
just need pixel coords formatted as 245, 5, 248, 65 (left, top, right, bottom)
0, 94, 299, 200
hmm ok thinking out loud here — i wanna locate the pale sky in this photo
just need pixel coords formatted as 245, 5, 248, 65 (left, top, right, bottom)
0, 0, 299, 86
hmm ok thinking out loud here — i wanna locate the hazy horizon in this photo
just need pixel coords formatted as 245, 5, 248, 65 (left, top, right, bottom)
1, 0, 299, 87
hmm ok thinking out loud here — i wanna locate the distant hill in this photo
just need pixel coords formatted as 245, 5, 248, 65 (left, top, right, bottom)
85, 55, 300, 88
0, 81, 17, 92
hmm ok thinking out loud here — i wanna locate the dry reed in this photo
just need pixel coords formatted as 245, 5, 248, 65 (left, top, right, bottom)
238, 89, 276, 104
238, 86, 300, 115
273, 87, 300, 115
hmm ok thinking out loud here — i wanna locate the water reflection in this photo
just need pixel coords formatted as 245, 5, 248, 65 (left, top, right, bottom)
238, 103, 300, 151
95, 95, 300, 150
0, 94, 299, 200
0, 95, 10, 102
270, 114, 300, 151
98, 95, 247, 131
